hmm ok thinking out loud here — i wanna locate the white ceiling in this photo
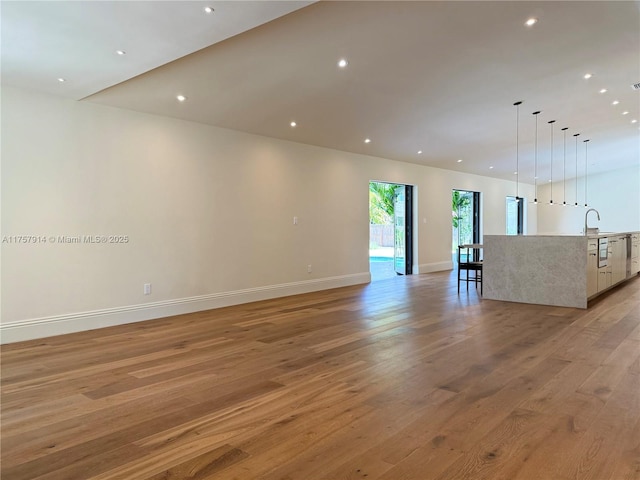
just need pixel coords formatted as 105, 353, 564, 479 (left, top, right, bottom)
1, 1, 313, 99
2, 1, 639, 183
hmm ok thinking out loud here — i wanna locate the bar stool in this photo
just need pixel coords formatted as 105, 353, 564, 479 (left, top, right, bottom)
457, 244, 483, 295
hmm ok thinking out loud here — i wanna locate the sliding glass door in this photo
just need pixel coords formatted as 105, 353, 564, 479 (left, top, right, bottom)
506, 196, 524, 235
394, 185, 413, 275
452, 190, 480, 261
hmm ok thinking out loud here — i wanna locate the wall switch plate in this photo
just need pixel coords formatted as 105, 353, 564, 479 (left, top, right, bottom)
307, 265, 312, 273
144, 283, 152, 295
293, 216, 298, 225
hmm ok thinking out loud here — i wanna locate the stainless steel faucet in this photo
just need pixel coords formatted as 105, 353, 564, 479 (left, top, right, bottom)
584, 208, 600, 235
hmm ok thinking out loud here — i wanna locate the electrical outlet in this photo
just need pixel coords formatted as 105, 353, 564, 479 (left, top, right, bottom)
293, 216, 298, 225
144, 283, 152, 295
307, 265, 312, 273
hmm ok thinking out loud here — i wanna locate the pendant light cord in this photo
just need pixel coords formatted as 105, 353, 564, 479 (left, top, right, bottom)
574, 133, 580, 206
533, 111, 540, 203
549, 120, 555, 204
584, 139, 590, 207
514, 101, 522, 200
562, 128, 568, 205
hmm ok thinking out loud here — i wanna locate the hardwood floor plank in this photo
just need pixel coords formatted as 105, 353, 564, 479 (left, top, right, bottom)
143, 444, 249, 480
1, 273, 638, 480
1, 374, 210, 465
320, 388, 459, 479
576, 338, 640, 403
608, 417, 640, 480
7, 442, 149, 480
432, 408, 563, 480
217, 400, 378, 479
554, 404, 637, 480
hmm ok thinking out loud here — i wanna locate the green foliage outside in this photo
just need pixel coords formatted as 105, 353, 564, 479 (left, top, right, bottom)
452, 190, 471, 228
369, 182, 399, 225
452, 190, 473, 250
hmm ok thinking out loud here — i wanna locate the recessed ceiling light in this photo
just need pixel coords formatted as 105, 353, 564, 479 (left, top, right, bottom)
622, 111, 629, 115
599, 88, 607, 93
116, 50, 126, 55
290, 121, 297, 127
57, 77, 66, 82
204, 6, 214, 13
612, 100, 620, 105
514, 172, 518, 175
632, 119, 638, 124
583, 73, 593, 80
337, 58, 348, 68
417, 150, 422, 154
525, 18, 537, 27
457, 159, 463, 163
176, 95, 187, 102
489, 166, 494, 169
364, 138, 371, 144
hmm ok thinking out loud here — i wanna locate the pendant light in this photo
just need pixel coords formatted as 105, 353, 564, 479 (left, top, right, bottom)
513, 101, 523, 202
532, 111, 541, 203
583, 139, 590, 207
561, 127, 568, 206
573, 133, 580, 207
548, 120, 556, 205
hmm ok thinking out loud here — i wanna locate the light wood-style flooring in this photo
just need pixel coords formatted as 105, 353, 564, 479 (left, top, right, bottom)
2, 271, 639, 480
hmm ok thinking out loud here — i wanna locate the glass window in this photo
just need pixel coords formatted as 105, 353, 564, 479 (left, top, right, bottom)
506, 196, 524, 235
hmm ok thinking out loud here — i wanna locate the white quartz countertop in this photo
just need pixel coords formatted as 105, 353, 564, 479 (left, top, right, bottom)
586, 231, 638, 238
486, 231, 638, 239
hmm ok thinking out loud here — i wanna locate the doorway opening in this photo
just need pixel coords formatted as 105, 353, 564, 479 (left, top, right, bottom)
452, 189, 481, 263
506, 196, 525, 235
369, 182, 413, 281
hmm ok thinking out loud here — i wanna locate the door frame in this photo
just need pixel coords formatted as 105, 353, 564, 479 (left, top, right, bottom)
453, 189, 481, 254
394, 185, 413, 275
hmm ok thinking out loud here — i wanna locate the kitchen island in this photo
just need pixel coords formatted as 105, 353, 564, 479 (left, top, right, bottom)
483, 232, 639, 308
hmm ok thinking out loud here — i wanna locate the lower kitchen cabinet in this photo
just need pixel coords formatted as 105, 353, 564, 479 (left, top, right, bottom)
597, 265, 612, 293
587, 246, 598, 298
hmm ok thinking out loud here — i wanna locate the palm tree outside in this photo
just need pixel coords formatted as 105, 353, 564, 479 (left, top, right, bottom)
369, 182, 399, 226
452, 190, 473, 261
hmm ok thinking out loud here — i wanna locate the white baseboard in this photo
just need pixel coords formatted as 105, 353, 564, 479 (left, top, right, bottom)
417, 261, 453, 273
0, 273, 371, 344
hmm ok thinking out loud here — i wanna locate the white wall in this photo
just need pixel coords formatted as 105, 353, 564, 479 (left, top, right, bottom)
1, 86, 535, 342
537, 166, 640, 234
